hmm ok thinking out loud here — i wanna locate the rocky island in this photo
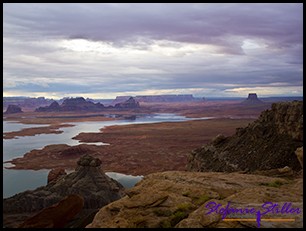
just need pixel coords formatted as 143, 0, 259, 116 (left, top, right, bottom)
3, 155, 126, 228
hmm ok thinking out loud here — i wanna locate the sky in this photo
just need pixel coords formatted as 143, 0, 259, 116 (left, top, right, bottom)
3, 3, 303, 99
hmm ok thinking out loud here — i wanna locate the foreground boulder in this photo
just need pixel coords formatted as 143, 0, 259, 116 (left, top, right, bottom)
19, 194, 84, 228
187, 101, 303, 172
3, 155, 126, 228
87, 171, 302, 228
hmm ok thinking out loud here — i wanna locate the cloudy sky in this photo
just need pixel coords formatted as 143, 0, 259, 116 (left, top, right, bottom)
3, 3, 303, 99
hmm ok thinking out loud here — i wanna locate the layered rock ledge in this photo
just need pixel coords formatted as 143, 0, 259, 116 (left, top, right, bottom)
87, 170, 303, 228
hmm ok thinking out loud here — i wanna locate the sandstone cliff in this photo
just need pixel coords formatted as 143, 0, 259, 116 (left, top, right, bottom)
187, 101, 303, 172
240, 93, 264, 105
87, 170, 303, 228
114, 97, 140, 109
3, 155, 126, 228
4, 104, 23, 114
35, 97, 140, 112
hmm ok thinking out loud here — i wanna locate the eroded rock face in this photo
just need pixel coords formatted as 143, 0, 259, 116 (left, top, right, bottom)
4, 105, 23, 114
47, 168, 67, 184
3, 155, 126, 228
295, 147, 303, 168
187, 101, 303, 173
87, 171, 303, 228
18, 194, 84, 228
115, 97, 140, 109
240, 93, 264, 105
35, 97, 105, 112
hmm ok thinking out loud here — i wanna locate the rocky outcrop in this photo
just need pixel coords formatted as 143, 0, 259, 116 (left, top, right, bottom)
187, 101, 303, 173
295, 147, 303, 168
19, 194, 84, 228
87, 171, 303, 228
47, 168, 67, 184
35, 101, 60, 112
112, 94, 201, 104
4, 104, 23, 114
240, 93, 264, 105
36, 97, 140, 112
36, 97, 104, 112
3, 155, 126, 228
115, 97, 140, 109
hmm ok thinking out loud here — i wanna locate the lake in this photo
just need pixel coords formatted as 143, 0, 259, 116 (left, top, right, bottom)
3, 113, 214, 198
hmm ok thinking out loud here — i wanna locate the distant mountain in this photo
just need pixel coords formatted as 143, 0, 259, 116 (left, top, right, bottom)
3, 97, 53, 111
4, 105, 23, 114
240, 93, 264, 105
114, 97, 140, 109
112, 94, 204, 104
35, 97, 139, 112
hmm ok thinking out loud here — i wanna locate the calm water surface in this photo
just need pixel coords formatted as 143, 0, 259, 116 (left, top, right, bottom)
3, 114, 213, 198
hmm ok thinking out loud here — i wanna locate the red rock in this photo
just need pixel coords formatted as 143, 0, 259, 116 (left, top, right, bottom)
47, 168, 67, 184
19, 194, 84, 228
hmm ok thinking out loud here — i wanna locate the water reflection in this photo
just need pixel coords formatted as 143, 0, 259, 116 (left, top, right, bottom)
3, 113, 213, 198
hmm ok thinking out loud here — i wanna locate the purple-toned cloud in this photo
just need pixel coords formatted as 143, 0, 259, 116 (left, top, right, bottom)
3, 3, 303, 98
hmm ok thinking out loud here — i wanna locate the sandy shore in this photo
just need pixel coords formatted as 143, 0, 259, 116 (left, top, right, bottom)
3, 124, 75, 139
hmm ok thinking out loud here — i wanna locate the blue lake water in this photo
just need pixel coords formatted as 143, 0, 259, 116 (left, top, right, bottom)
3, 114, 214, 198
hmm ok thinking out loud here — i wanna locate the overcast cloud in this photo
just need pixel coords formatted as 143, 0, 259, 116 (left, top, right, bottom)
3, 3, 303, 99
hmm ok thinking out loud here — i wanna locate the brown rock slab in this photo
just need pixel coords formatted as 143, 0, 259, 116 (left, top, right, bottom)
19, 194, 84, 228
87, 171, 302, 228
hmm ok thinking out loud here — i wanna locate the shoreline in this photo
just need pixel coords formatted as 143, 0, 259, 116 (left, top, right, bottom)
4, 118, 255, 175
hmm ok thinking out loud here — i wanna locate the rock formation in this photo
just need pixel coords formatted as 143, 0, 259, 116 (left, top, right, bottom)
240, 93, 264, 105
3, 155, 126, 228
18, 194, 84, 228
187, 101, 303, 172
47, 168, 67, 184
36, 97, 104, 112
4, 104, 23, 114
87, 171, 303, 228
295, 146, 303, 168
112, 94, 202, 104
115, 97, 140, 109
3, 97, 53, 111
35, 101, 60, 112
35, 97, 140, 112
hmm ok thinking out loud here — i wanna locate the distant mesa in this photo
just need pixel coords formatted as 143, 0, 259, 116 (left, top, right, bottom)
4, 105, 23, 114
114, 97, 140, 109
35, 97, 138, 112
240, 93, 264, 105
112, 94, 204, 104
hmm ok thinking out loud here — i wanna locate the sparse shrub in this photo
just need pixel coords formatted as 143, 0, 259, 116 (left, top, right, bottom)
182, 191, 190, 197
153, 209, 172, 217
159, 220, 172, 228
176, 202, 194, 212
192, 194, 211, 205
170, 211, 188, 227
259, 180, 285, 188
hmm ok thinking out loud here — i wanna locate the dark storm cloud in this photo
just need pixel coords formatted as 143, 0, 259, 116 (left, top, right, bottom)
3, 3, 303, 98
